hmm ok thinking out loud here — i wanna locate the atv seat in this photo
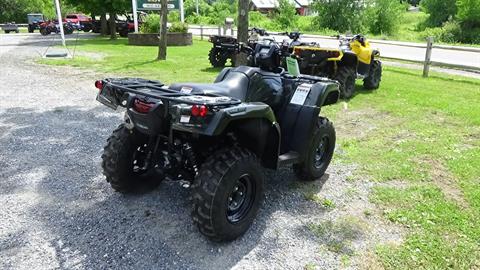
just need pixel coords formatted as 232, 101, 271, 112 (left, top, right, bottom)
170, 66, 284, 111
169, 71, 249, 101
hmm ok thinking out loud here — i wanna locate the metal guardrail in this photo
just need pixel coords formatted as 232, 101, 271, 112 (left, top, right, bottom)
189, 25, 480, 76
0, 23, 28, 27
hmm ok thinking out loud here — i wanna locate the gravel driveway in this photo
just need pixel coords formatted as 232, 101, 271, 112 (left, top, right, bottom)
0, 34, 402, 269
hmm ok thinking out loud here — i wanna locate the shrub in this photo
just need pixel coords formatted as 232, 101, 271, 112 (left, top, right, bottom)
365, 0, 405, 35
296, 16, 316, 32
168, 22, 188, 33
183, 0, 213, 17
421, 0, 457, 27
168, 11, 180, 22
423, 19, 480, 44
249, 11, 279, 30
456, 0, 480, 27
140, 14, 160, 34
273, 0, 298, 29
185, 14, 212, 25
312, 0, 366, 33
422, 20, 460, 43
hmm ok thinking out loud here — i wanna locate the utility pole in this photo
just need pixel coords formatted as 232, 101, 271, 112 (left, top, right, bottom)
236, 0, 249, 66
180, 0, 184, 22
132, 0, 139, 32
54, 0, 65, 47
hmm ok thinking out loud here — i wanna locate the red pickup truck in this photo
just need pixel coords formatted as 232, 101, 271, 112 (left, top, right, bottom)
65, 14, 92, 32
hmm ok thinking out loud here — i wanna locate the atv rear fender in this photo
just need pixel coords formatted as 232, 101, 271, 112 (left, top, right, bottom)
172, 102, 281, 169
279, 81, 339, 160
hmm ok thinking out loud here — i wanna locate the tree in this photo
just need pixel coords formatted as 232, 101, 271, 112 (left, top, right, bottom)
365, 0, 405, 35
421, 0, 457, 27
274, 0, 298, 29
0, 0, 56, 23
456, 0, 480, 27
312, 0, 366, 33
65, 0, 130, 38
236, 0, 249, 66
157, 0, 168, 60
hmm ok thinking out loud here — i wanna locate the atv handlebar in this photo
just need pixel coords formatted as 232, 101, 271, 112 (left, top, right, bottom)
249, 27, 269, 36
277, 31, 302, 41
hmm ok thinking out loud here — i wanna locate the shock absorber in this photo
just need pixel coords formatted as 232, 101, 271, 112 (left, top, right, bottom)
183, 142, 199, 177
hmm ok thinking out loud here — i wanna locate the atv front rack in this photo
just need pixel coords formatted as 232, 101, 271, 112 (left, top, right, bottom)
97, 78, 243, 109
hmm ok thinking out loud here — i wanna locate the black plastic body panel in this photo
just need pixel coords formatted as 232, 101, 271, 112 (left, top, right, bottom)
171, 102, 276, 136
279, 104, 320, 159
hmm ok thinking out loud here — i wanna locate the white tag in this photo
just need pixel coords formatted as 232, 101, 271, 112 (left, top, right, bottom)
290, 83, 312, 105
180, 115, 191, 123
180, 86, 193, 94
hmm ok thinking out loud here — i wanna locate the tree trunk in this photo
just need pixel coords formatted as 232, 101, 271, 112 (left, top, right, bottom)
236, 0, 249, 66
100, 13, 108, 36
157, 0, 168, 60
109, 12, 117, 40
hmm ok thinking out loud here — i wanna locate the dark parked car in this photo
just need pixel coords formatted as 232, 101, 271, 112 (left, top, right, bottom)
2, 22, 19, 33
27, 13, 45, 33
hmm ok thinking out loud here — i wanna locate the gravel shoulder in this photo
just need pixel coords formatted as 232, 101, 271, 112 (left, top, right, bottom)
0, 34, 402, 269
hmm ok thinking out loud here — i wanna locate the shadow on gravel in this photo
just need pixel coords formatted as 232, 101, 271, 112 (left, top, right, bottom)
0, 105, 328, 269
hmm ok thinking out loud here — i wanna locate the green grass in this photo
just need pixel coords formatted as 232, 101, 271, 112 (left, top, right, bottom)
38, 37, 222, 84
40, 38, 480, 268
322, 67, 480, 268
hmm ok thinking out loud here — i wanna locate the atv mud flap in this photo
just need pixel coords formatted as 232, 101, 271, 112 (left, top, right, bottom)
280, 104, 320, 161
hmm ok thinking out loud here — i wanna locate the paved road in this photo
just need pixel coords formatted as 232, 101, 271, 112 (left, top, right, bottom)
188, 26, 480, 70
0, 33, 403, 269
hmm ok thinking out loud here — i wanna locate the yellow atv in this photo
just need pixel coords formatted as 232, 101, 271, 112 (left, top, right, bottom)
292, 34, 382, 99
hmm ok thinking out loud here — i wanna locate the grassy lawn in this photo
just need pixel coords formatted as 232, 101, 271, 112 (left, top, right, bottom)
39, 38, 222, 84
288, 11, 478, 47
322, 67, 480, 268
304, 12, 432, 44
40, 38, 480, 268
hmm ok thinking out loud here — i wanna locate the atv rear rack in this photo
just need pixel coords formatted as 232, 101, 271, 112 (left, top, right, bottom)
100, 78, 242, 107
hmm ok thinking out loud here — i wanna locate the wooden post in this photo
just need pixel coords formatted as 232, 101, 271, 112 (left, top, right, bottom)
230, 28, 234, 36
200, 25, 203, 40
218, 26, 221, 36
423, 37, 434, 77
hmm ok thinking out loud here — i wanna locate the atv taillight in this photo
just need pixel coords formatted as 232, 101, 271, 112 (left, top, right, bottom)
191, 105, 208, 117
293, 48, 302, 55
95, 80, 103, 90
134, 99, 154, 114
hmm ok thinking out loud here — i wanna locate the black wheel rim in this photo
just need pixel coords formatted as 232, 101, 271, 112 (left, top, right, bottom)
314, 137, 329, 169
226, 174, 255, 223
